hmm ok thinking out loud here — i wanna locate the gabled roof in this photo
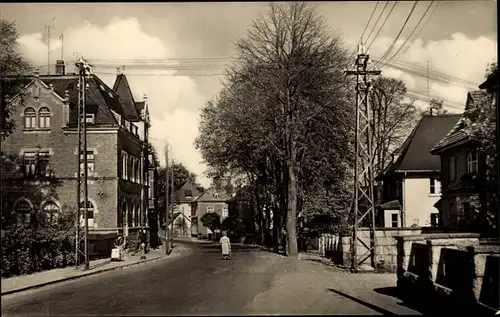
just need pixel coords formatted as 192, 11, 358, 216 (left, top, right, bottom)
39, 75, 123, 126
430, 91, 489, 154
173, 181, 202, 202
113, 74, 140, 121
384, 114, 461, 173
195, 188, 230, 203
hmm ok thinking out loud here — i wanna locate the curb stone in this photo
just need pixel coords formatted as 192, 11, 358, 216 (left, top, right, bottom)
1, 248, 187, 296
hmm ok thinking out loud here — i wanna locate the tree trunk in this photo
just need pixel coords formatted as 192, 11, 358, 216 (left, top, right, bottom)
286, 94, 299, 257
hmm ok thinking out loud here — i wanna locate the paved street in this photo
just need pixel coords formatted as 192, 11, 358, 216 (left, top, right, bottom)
1, 241, 420, 316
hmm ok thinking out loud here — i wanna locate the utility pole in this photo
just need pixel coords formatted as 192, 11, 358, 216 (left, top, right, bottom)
345, 43, 382, 273
141, 94, 149, 235
427, 61, 432, 115
45, 18, 55, 75
164, 144, 170, 255
170, 157, 174, 248
59, 34, 64, 61
75, 57, 92, 270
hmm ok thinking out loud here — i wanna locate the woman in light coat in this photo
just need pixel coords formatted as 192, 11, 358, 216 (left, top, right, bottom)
219, 231, 231, 260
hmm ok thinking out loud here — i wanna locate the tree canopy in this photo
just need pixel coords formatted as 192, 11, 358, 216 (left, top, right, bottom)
1, 19, 32, 138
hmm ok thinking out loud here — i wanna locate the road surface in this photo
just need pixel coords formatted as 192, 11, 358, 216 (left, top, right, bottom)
1, 241, 421, 316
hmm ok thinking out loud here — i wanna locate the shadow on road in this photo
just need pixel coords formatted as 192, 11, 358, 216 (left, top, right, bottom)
328, 288, 398, 316
374, 287, 399, 298
374, 287, 430, 315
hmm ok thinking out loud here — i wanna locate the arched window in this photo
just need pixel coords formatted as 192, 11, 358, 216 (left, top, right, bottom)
14, 199, 32, 226
79, 200, 96, 228
24, 107, 36, 129
467, 150, 478, 174
121, 152, 127, 179
42, 201, 59, 222
38, 107, 51, 128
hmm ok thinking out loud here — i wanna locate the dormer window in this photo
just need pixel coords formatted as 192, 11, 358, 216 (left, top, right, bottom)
85, 113, 95, 124
214, 193, 219, 199
185, 190, 192, 199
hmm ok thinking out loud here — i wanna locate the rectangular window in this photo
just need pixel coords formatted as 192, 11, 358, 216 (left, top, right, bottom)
185, 190, 192, 199
38, 152, 50, 177
431, 213, 439, 228
391, 213, 399, 228
222, 206, 228, 218
23, 152, 37, 176
449, 157, 456, 182
131, 124, 138, 135
207, 206, 214, 213
80, 151, 95, 176
430, 178, 436, 194
149, 179, 154, 198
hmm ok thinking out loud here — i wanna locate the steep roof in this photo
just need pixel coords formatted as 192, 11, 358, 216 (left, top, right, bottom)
386, 114, 461, 173
112, 74, 140, 121
195, 188, 230, 203
40, 74, 123, 126
173, 181, 202, 202
430, 91, 490, 154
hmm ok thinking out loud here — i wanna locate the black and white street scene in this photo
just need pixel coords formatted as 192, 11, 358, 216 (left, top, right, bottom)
0, 1, 498, 316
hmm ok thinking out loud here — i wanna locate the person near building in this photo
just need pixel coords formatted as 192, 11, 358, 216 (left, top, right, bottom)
219, 231, 231, 260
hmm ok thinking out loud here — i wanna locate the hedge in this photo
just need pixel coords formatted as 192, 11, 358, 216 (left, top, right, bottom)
1, 226, 77, 278
1, 207, 79, 278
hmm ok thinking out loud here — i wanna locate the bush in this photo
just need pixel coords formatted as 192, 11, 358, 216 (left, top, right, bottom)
1, 206, 77, 278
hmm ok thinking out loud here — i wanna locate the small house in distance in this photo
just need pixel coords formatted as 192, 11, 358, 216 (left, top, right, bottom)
172, 181, 202, 237
192, 188, 230, 239
376, 114, 461, 228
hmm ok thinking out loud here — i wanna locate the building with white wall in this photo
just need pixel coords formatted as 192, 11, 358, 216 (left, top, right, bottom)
376, 114, 461, 228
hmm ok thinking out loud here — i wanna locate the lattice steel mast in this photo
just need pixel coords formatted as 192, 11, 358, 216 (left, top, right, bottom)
75, 57, 92, 270
345, 44, 381, 272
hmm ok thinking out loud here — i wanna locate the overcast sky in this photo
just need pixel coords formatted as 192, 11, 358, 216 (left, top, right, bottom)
1, 1, 497, 187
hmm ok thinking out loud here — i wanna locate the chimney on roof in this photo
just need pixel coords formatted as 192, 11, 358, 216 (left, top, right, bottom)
55, 60, 65, 75
392, 152, 401, 164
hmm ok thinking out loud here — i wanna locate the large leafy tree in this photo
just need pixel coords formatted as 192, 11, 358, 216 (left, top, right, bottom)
1, 19, 31, 138
196, 2, 355, 256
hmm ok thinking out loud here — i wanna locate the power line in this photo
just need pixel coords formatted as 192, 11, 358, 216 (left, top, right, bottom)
367, 1, 399, 52
397, 1, 440, 58
348, 1, 382, 62
384, 1, 435, 64
375, 1, 419, 68
360, 1, 380, 44
365, 1, 390, 45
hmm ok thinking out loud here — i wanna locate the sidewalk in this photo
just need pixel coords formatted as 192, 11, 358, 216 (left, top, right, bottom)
1, 246, 185, 296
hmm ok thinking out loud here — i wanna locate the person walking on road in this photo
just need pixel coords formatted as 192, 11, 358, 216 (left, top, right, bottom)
220, 231, 231, 260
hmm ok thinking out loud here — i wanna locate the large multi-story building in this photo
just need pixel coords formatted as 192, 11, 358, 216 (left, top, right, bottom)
1, 61, 158, 250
